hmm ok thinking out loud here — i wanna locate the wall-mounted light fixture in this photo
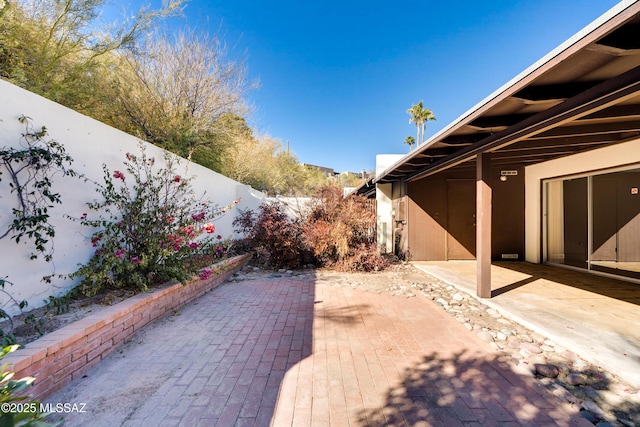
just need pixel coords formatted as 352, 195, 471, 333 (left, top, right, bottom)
500, 170, 517, 182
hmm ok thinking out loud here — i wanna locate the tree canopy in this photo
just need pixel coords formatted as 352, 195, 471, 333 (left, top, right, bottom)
407, 101, 435, 146
0, 0, 332, 196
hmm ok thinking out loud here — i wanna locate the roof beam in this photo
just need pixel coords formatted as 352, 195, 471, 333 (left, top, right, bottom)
578, 104, 640, 121
406, 65, 640, 182
597, 22, 640, 50
440, 133, 492, 145
533, 120, 640, 138
512, 81, 604, 102
468, 113, 536, 129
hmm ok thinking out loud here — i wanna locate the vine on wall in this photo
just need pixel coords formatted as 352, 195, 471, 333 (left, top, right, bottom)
0, 116, 74, 341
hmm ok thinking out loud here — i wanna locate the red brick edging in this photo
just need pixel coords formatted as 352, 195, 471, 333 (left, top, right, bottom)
4, 254, 251, 400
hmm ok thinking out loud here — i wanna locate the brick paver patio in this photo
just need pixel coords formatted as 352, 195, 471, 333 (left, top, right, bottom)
47, 273, 591, 426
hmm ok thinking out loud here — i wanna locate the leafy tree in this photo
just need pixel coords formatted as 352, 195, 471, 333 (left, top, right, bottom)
221, 135, 325, 196
404, 135, 415, 150
0, 0, 184, 109
98, 28, 254, 168
407, 101, 435, 145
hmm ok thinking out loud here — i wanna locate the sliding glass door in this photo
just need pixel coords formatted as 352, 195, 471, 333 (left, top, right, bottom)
544, 167, 640, 280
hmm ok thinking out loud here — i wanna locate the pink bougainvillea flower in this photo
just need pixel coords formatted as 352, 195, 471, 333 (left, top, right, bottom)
115, 249, 125, 259
113, 170, 125, 181
166, 216, 175, 223
131, 257, 141, 265
188, 242, 199, 249
173, 175, 181, 183
191, 212, 206, 222
203, 223, 215, 234
216, 235, 222, 240
199, 269, 212, 280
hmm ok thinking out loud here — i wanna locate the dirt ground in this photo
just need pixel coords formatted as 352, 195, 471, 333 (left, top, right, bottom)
1, 288, 137, 346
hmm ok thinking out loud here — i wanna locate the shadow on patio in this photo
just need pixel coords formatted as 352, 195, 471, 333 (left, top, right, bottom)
414, 260, 640, 389
492, 261, 640, 305
357, 350, 640, 426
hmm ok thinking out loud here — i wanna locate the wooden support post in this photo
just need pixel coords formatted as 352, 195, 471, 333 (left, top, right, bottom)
476, 153, 492, 298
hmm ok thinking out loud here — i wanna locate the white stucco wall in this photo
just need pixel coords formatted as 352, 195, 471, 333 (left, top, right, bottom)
0, 80, 266, 313
376, 154, 404, 179
376, 183, 393, 253
524, 136, 640, 263
375, 155, 403, 254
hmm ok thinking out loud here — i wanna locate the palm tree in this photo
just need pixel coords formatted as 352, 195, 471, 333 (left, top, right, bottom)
407, 101, 436, 145
404, 135, 415, 151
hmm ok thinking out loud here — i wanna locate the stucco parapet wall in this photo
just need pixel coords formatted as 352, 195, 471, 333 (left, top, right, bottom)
3, 254, 252, 401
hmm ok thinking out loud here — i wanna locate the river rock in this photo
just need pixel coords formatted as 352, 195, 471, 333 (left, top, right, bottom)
582, 400, 606, 418
508, 336, 521, 349
567, 373, 586, 386
436, 298, 449, 307
476, 330, 494, 343
521, 342, 543, 354
520, 334, 534, 343
535, 363, 559, 378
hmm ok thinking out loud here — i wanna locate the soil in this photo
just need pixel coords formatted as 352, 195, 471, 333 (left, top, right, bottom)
0, 289, 137, 346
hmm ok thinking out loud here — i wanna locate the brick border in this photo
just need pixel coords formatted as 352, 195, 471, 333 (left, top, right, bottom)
3, 254, 251, 400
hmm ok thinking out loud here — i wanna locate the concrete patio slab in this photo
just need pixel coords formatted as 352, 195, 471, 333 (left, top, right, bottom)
412, 261, 640, 389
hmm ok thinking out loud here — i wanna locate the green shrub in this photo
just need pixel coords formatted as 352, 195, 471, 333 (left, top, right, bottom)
0, 345, 61, 426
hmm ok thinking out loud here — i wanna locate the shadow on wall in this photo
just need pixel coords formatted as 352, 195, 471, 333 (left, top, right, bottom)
357, 350, 640, 426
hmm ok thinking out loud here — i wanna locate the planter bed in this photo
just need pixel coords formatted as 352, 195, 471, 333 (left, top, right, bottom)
3, 254, 251, 400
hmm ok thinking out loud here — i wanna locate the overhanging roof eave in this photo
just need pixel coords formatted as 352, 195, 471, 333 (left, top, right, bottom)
375, 0, 640, 185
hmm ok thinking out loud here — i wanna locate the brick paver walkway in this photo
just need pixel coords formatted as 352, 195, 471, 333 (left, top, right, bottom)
47, 273, 591, 426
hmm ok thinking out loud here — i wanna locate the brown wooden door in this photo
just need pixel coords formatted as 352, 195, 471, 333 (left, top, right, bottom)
447, 180, 476, 260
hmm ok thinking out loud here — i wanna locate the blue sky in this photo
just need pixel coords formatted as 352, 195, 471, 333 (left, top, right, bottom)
153, 0, 621, 172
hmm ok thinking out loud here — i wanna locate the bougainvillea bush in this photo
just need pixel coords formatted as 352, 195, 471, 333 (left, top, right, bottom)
70, 146, 236, 296
234, 186, 389, 272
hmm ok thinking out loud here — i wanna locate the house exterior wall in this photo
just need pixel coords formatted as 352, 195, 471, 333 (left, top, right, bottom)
0, 80, 266, 314
403, 163, 525, 261
375, 155, 404, 254
376, 183, 393, 253
524, 137, 640, 264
